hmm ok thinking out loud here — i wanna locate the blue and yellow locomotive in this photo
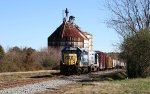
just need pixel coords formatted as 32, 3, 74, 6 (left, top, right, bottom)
60, 47, 99, 75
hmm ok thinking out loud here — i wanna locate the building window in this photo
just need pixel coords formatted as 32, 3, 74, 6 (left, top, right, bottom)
78, 38, 80, 41
65, 37, 67, 41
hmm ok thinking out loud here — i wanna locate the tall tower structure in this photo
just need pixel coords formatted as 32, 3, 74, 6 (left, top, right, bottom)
47, 9, 93, 63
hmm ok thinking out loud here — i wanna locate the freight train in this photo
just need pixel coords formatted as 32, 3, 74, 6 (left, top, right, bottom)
60, 47, 125, 75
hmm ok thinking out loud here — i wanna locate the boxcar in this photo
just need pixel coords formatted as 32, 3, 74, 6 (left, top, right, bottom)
112, 59, 117, 68
106, 56, 113, 69
96, 51, 106, 70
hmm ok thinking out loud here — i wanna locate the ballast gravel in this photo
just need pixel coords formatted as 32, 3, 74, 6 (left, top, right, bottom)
0, 79, 76, 94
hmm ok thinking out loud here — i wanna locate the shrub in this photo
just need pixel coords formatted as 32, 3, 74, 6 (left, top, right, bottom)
0, 46, 61, 72
120, 29, 150, 78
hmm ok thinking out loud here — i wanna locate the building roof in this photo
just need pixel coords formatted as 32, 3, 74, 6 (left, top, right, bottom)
48, 21, 88, 42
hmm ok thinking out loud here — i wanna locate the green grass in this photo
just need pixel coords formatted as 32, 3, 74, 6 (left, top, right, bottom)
64, 78, 150, 94
64, 72, 150, 94
119, 78, 150, 94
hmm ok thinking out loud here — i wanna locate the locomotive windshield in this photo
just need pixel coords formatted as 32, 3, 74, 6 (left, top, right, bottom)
81, 51, 88, 63
63, 50, 77, 54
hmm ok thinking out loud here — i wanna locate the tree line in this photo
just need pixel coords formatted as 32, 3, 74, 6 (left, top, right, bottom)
0, 45, 60, 72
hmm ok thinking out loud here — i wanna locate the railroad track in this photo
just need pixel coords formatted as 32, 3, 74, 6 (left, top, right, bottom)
0, 69, 125, 89
0, 69, 126, 94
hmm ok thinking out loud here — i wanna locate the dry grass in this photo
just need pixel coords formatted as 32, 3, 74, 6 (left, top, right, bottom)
64, 82, 121, 94
0, 70, 59, 82
34, 71, 150, 94
64, 78, 150, 94
119, 78, 150, 94
0, 70, 149, 94
38, 78, 150, 94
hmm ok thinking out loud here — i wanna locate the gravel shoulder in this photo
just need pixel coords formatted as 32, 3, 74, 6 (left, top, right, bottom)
37, 83, 81, 94
0, 79, 76, 94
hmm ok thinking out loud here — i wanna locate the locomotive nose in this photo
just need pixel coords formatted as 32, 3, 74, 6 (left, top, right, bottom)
64, 54, 77, 65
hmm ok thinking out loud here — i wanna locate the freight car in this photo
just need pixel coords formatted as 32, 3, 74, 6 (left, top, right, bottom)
106, 56, 113, 69
96, 51, 126, 70
115, 60, 126, 69
60, 47, 99, 75
96, 51, 106, 70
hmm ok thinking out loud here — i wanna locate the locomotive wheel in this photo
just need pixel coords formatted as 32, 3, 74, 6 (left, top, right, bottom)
97, 67, 100, 71
77, 67, 82, 75
90, 65, 98, 72
74, 65, 78, 75
90, 65, 94, 72
65, 66, 71, 76
62, 65, 67, 75
65, 65, 75, 76
60, 62, 65, 75
66, 67, 70, 76
88, 66, 91, 72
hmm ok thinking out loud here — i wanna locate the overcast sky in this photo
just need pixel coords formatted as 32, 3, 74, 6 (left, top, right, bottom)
0, 0, 120, 52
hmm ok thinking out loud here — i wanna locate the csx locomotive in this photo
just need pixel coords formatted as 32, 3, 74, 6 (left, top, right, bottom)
60, 47, 125, 75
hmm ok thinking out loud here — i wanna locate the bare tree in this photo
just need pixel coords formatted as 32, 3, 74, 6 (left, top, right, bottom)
106, 0, 150, 78
106, 0, 150, 38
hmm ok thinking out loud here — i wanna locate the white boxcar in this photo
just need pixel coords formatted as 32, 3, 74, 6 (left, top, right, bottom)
120, 61, 126, 68
113, 59, 117, 68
